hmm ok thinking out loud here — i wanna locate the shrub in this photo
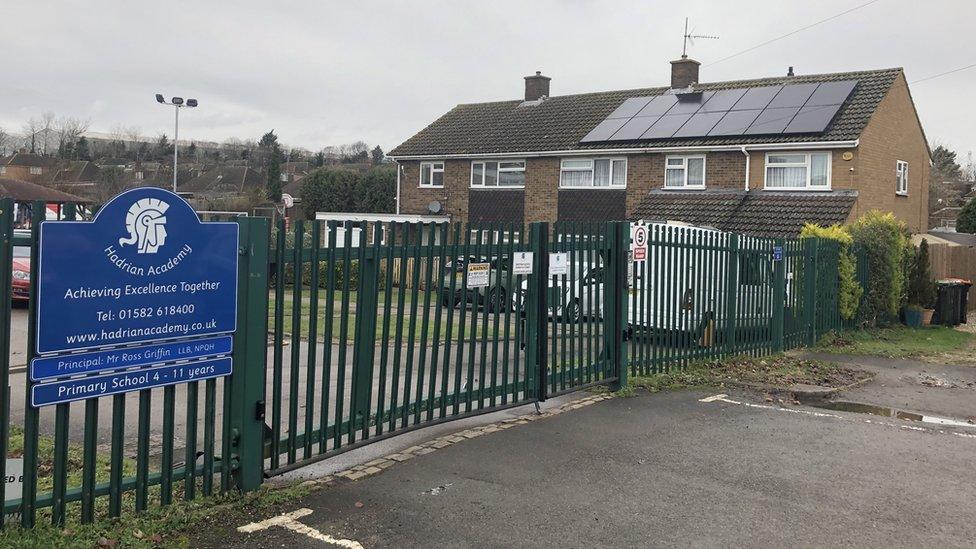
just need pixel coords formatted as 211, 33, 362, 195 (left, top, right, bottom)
847, 211, 908, 325
908, 238, 936, 308
957, 197, 976, 234
799, 223, 863, 320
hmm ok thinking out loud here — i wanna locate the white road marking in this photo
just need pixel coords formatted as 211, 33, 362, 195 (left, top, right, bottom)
699, 394, 976, 441
238, 508, 364, 548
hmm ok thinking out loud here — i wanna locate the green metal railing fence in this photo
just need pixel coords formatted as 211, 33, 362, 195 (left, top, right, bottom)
0, 211, 861, 528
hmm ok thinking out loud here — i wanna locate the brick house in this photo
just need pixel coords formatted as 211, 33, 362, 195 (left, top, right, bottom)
0, 152, 60, 183
388, 58, 931, 236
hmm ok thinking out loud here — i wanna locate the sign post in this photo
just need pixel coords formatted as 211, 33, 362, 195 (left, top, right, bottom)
631, 222, 648, 263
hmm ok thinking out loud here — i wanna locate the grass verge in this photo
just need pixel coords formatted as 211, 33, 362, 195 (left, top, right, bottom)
0, 482, 312, 548
622, 354, 871, 395
816, 326, 974, 359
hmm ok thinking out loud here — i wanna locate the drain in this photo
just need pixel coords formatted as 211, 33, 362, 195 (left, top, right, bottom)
809, 400, 975, 429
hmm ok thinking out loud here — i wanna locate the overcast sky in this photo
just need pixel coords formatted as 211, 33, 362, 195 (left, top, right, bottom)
3, 0, 975, 159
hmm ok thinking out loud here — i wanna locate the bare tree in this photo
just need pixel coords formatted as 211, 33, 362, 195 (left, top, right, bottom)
22, 118, 41, 153
0, 127, 9, 156
38, 112, 55, 155
55, 116, 90, 158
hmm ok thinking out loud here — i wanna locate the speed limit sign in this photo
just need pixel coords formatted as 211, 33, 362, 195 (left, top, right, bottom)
631, 223, 648, 262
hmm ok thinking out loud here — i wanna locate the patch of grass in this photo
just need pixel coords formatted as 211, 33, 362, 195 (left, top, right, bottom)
0, 482, 314, 548
817, 326, 975, 359
628, 354, 871, 393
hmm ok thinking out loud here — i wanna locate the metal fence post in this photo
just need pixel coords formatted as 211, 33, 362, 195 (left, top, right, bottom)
772, 238, 786, 353
525, 222, 548, 402
228, 216, 270, 492
724, 233, 740, 354
609, 222, 629, 391
804, 238, 820, 346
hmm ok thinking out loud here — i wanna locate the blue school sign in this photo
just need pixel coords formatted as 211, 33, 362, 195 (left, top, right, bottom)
31, 188, 238, 406
36, 188, 239, 355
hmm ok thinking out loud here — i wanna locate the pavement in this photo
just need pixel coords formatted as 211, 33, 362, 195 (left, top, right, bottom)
196, 387, 976, 548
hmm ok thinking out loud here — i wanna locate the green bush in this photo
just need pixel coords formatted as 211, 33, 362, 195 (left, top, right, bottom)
800, 223, 863, 320
957, 197, 976, 234
847, 211, 908, 325
908, 238, 936, 308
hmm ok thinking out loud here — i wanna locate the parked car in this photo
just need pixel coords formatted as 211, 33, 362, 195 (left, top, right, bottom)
515, 262, 606, 322
440, 256, 512, 312
12, 233, 31, 302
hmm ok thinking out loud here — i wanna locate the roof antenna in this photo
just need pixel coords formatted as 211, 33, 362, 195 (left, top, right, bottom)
682, 17, 720, 58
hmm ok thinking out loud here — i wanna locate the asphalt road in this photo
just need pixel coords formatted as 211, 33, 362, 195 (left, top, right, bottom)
203, 389, 976, 548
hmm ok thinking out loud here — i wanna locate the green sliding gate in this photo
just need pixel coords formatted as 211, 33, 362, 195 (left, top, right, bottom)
0, 208, 854, 528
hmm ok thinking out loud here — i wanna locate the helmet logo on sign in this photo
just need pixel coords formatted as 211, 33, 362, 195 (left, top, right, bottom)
118, 198, 169, 254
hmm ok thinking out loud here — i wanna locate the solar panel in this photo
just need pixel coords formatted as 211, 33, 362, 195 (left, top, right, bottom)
607, 116, 660, 141
700, 89, 748, 112
606, 97, 654, 119
743, 107, 800, 135
767, 83, 818, 108
641, 114, 693, 139
784, 104, 844, 133
805, 80, 857, 107
580, 118, 630, 142
731, 86, 781, 111
577, 79, 857, 143
635, 95, 679, 117
673, 111, 724, 138
707, 110, 762, 136
667, 91, 714, 115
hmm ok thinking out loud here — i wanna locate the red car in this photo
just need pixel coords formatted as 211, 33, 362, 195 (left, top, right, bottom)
12, 244, 30, 301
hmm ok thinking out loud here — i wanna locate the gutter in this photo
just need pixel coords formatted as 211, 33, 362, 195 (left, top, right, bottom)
388, 140, 860, 161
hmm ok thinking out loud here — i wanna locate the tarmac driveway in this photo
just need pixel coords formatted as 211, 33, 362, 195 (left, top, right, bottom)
199, 389, 976, 548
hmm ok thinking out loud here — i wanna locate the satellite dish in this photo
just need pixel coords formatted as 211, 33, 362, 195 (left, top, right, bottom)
282, 193, 295, 208
427, 200, 442, 214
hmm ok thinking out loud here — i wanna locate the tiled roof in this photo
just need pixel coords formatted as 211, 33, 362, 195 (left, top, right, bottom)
181, 166, 265, 194
631, 190, 856, 238
0, 178, 88, 203
4, 153, 59, 168
389, 68, 901, 157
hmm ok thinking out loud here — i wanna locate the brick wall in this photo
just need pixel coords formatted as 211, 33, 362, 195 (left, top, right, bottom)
523, 157, 559, 223
847, 73, 931, 232
398, 160, 469, 223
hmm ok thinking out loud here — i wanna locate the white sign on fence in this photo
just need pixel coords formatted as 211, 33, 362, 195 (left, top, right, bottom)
467, 262, 490, 288
4, 458, 23, 525
549, 253, 568, 276
512, 252, 534, 275
631, 223, 648, 262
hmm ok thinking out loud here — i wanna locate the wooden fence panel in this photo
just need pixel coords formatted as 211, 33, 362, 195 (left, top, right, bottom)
928, 243, 976, 311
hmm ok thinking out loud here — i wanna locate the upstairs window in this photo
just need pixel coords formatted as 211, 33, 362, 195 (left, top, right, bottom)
664, 155, 705, 188
764, 152, 830, 190
420, 161, 444, 187
471, 160, 525, 188
896, 160, 908, 195
29, 166, 42, 175
559, 158, 627, 188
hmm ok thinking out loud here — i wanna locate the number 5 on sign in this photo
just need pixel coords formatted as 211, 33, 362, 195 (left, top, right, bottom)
631, 222, 648, 263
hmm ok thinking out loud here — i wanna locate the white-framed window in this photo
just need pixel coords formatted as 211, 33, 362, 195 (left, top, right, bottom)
471, 160, 525, 188
559, 158, 627, 188
280, 172, 288, 182
29, 166, 42, 175
419, 161, 444, 187
135, 171, 144, 180
764, 152, 831, 190
896, 160, 908, 196
0, 167, 5, 174
664, 155, 705, 189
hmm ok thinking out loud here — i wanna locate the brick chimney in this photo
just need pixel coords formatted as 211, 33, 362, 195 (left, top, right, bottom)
670, 57, 700, 89
524, 71, 551, 101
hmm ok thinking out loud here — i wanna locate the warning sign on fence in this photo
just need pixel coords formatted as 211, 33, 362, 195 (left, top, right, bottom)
467, 262, 490, 287
631, 223, 648, 262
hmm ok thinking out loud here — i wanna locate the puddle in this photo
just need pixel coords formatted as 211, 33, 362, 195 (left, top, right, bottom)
810, 401, 976, 429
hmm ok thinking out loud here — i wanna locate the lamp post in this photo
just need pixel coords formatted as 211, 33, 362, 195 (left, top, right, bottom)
155, 94, 198, 193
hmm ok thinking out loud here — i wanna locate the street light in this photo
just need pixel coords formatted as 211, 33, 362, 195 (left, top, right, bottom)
155, 94, 198, 193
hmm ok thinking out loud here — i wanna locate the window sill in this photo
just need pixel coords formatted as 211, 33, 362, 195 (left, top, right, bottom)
895, 191, 909, 197
762, 187, 832, 192
662, 186, 706, 191
559, 186, 627, 190
418, 185, 444, 189
470, 186, 525, 191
